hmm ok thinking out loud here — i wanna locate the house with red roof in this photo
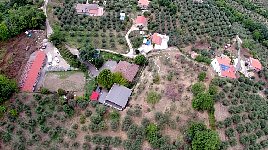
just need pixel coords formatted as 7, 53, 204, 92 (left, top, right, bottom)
135, 16, 147, 29
76, 4, 104, 16
151, 33, 169, 50
138, 0, 150, 9
114, 61, 139, 82
211, 55, 236, 79
21, 51, 46, 92
248, 57, 262, 71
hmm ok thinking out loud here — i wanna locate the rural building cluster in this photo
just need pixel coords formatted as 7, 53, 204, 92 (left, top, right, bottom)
1, 0, 268, 149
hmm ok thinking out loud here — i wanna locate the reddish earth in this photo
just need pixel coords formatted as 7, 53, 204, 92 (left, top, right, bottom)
0, 31, 45, 81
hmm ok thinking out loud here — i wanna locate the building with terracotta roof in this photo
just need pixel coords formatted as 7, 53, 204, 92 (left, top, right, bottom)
135, 16, 147, 29
211, 55, 236, 79
21, 51, 46, 92
114, 61, 139, 82
151, 33, 169, 50
138, 0, 150, 9
248, 57, 262, 71
76, 4, 104, 16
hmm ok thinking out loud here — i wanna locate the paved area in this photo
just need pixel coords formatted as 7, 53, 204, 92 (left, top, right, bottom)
99, 61, 117, 72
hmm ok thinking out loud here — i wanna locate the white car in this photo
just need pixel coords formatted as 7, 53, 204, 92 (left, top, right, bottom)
54, 56, 60, 63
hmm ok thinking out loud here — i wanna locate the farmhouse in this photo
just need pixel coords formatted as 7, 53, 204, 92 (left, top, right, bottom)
138, 0, 150, 9
134, 16, 147, 29
21, 51, 46, 92
211, 55, 236, 79
114, 61, 139, 82
247, 57, 262, 71
104, 84, 132, 110
151, 33, 169, 49
75, 4, 104, 16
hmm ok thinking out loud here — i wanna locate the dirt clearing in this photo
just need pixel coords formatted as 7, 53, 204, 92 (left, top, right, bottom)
43, 71, 86, 92
0, 31, 46, 81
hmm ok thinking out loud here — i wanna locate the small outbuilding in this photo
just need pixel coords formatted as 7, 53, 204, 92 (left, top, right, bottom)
104, 84, 132, 110
90, 91, 99, 101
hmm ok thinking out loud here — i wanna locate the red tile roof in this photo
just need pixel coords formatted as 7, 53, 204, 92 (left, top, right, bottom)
152, 33, 162, 45
90, 91, 99, 101
135, 16, 147, 25
250, 57, 262, 70
21, 51, 46, 92
216, 56, 231, 66
221, 66, 236, 79
89, 9, 98, 15
114, 61, 139, 82
138, 0, 149, 6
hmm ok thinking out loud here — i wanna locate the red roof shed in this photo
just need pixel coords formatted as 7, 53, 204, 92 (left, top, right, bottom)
90, 91, 99, 101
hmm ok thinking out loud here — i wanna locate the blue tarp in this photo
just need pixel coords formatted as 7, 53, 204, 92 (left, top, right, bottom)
145, 40, 151, 45
220, 64, 230, 71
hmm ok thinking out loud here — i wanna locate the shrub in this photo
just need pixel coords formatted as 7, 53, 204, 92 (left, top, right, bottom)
191, 129, 220, 150
110, 119, 119, 131
40, 88, 50, 94
109, 110, 120, 120
134, 55, 147, 65
80, 115, 86, 124
72, 124, 78, 130
198, 72, 207, 81
146, 123, 160, 148
146, 91, 161, 105
58, 88, 66, 96
121, 115, 132, 131
85, 110, 92, 117
191, 82, 206, 96
84, 135, 91, 142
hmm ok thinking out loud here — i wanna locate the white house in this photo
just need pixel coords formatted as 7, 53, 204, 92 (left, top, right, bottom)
211, 55, 236, 79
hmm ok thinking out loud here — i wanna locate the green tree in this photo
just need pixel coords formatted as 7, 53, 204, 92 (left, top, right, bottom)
192, 92, 213, 111
146, 123, 160, 148
97, 69, 113, 89
198, 72, 207, 81
49, 27, 65, 46
0, 74, 18, 103
208, 85, 218, 96
191, 82, 206, 96
0, 22, 9, 40
134, 55, 147, 65
192, 130, 220, 150
112, 72, 128, 86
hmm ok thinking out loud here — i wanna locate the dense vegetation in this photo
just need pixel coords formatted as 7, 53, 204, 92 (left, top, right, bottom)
187, 122, 220, 150
0, 74, 17, 103
0, 0, 46, 40
97, 69, 128, 89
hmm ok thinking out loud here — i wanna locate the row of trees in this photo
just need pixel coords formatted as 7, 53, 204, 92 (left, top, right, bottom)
212, 77, 268, 149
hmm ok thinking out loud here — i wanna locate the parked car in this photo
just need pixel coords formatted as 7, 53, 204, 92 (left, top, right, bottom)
42, 43, 47, 49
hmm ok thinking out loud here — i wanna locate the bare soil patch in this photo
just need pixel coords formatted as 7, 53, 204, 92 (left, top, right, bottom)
43, 71, 86, 92
0, 31, 46, 81
130, 49, 213, 141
